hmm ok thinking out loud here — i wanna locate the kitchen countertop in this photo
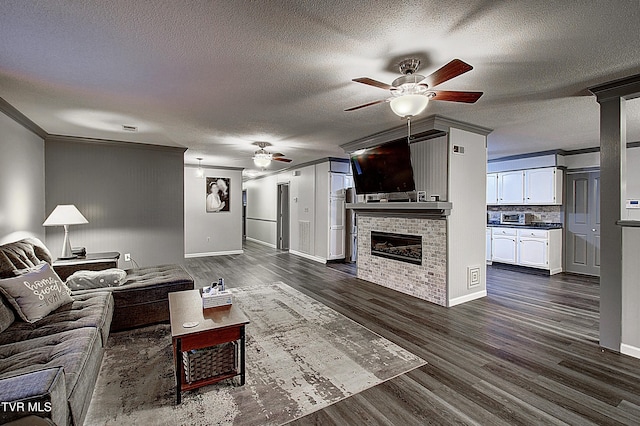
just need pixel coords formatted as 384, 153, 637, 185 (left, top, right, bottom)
487, 222, 563, 230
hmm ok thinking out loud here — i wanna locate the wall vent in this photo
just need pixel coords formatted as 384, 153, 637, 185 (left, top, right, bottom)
467, 266, 481, 288
122, 125, 138, 132
298, 220, 310, 253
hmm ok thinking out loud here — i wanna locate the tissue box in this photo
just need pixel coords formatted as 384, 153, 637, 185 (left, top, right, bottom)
202, 290, 233, 308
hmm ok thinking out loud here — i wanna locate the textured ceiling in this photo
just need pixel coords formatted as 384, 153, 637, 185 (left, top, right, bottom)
2, 1, 640, 175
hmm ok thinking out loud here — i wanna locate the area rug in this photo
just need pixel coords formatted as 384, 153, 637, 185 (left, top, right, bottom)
85, 282, 425, 425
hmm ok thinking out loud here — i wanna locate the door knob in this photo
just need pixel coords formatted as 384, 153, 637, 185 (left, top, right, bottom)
592, 228, 596, 232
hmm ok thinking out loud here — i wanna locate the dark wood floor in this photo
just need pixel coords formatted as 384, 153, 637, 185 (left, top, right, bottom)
183, 241, 640, 425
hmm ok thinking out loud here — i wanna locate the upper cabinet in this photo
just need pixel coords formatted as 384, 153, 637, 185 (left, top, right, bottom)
488, 167, 562, 205
497, 171, 525, 204
486, 173, 498, 204
524, 167, 562, 205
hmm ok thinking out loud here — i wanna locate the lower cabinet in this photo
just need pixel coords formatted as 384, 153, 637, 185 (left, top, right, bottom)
491, 227, 563, 275
491, 228, 517, 263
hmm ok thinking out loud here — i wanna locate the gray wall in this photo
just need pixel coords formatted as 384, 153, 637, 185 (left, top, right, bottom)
184, 165, 243, 256
0, 110, 45, 244
45, 137, 185, 267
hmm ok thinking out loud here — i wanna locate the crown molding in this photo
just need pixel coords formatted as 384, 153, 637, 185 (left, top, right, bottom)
46, 134, 187, 154
0, 97, 48, 139
340, 114, 492, 153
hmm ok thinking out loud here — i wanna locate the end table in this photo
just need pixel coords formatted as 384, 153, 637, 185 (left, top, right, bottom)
52, 252, 121, 281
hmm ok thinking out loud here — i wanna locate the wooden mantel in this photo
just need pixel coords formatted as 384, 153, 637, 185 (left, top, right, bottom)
346, 201, 452, 216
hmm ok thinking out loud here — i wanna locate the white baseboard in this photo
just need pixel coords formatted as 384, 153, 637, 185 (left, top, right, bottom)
549, 267, 563, 275
289, 250, 327, 264
621, 343, 640, 359
185, 249, 244, 259
448, 290, 487, 307
245, 237, 276, 248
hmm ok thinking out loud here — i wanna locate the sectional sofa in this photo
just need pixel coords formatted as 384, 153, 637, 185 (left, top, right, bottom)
0, 238, 194, 425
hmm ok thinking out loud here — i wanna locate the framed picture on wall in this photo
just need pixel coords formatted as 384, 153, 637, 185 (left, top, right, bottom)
206, 177, 230, 213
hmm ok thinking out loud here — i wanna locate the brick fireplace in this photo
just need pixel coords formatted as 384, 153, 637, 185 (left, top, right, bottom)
357, 215, 447, 306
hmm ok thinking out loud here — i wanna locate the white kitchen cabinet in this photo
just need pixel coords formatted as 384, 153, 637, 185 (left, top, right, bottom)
489, 227, 562, 274
491, 228, 517, 264
518, 229, 548, 268
486, 227, 492, 263
497, 171, 524, 204
524, 168, 562, 205
488, 167, 562, 206
486, 173, 498, 204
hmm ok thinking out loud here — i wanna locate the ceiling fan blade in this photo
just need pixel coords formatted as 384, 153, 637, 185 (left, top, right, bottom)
273, 157, 293, 163
352, 77, 393, 90
422, 59, 473, 88
344, 99, 387, 111
430, 90, 483, 103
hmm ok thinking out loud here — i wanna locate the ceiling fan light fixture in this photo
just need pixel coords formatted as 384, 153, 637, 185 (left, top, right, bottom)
390, 94, 429, 118
253, 151, 271, 168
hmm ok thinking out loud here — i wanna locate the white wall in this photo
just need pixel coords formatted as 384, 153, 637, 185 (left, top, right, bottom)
244, 175, 278, 247
622, 227, 640, 359
487, 154, 556, 173
0, 111, 45, 244
447, 128, 488, 305
561, 151, 599, 170
243, 161, 342, 262
184, 165, 243, 257
411, 136, 448, 201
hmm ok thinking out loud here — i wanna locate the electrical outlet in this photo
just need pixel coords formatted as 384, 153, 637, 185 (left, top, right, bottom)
124, 253, 131, 262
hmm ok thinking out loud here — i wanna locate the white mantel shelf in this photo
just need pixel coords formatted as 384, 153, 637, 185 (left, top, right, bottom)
346, 202, 452, 216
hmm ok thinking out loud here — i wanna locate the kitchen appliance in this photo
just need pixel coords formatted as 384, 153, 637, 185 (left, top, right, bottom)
500, 213, 534, 225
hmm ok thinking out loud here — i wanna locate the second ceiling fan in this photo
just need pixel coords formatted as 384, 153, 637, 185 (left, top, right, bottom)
345, 58, 483, 117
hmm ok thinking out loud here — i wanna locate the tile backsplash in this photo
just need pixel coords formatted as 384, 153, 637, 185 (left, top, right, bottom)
487, 205, 563, 224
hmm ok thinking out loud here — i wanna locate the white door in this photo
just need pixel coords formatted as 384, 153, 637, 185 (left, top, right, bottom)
498, 171, 524, 204
525, 168, 557, 204
518, 237, 548, 267
486, 228, 492, 262
486, 173, 499, 204
492, 235, 517, 263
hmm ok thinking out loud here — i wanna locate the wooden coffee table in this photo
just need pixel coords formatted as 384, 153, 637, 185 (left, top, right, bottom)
168, 289, 250, 404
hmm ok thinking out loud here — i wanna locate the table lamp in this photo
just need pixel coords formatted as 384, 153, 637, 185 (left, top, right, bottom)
43, 205, 89, 259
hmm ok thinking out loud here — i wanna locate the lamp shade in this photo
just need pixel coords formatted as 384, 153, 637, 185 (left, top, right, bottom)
389, 94, 429, 118
253, 153, 271, 168
43, 205, 88, 226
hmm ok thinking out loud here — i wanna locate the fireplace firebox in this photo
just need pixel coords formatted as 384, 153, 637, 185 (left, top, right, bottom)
370, 231, 422, 265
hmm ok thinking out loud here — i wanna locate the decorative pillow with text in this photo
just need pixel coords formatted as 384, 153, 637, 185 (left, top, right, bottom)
0, 262, 73, 323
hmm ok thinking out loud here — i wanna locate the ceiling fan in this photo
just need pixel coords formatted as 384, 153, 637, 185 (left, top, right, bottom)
252, 142, 292, 168
345, 58, 483, 117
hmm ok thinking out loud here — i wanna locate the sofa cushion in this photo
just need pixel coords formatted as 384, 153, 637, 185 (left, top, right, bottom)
0, 291, 113, 348
0, 263, 73, 323
0, 368, 67, 426
66, 268, 127, 291
0, 238, 52, 279
0, 295, 15, 333
0, 327, 103, 426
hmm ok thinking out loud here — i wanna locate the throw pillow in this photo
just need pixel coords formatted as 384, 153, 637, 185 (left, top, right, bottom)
0, 295, 15, 333
66, 268, 128, 291
0, 262, 73, 323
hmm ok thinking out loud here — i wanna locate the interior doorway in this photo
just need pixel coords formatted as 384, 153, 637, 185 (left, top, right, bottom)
242, 190, 247, 240
277, 183, 290, 250
565, 171, 600, 276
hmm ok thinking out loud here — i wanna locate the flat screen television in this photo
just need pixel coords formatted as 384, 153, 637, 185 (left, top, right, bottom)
350, 139, 416, 195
